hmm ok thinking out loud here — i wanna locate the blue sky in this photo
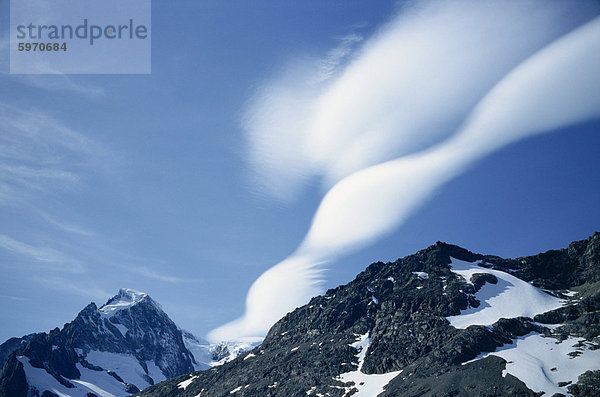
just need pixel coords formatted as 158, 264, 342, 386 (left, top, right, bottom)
1, 0, 599, 343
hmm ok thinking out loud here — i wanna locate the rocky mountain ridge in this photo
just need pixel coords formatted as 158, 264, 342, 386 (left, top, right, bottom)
139, 233, 600, 397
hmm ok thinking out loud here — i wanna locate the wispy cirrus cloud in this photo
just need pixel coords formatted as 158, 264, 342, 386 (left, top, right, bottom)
35, 210, 96, 237
315, 33, 363, 83
0, 234, 85, 273
0, 295, 30, 302
211, 0, 600, 342
0, 231, 200, 285
0, 107, 107, 275
32, 275, 112, 301
125, 264, 202, 284
0, 104, 108, 205
242, 30, 363, 202
17, 75, 105, 98
0, 34, 105, 98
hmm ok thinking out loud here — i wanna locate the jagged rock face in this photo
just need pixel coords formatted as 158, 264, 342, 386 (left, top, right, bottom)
0, 334, 38, 374
67, 291, 196, 378
0, 354, 28, 397
0, 289, 197, 397
138, 233, 600, 397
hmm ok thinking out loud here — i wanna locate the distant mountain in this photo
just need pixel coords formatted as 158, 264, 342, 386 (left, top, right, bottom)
138, 233, 600, 397
181, 331, 259, 370
0, 289, 253, 397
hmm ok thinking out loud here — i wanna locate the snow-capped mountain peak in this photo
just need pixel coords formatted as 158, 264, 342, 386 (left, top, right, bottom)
99, 288, 150, 316
0, 288, 197, 397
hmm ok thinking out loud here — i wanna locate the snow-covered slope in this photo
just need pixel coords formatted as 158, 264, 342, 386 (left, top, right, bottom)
446, 258, 565, 328
445, 257, 600, 395
336, 333, 402, 397
467, 332, 600, 396
16, 354, 151, 397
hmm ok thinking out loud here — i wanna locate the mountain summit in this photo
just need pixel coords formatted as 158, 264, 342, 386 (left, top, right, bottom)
139, 233, 600, 397
98, 288, 151, 316
0, 289, 198, 396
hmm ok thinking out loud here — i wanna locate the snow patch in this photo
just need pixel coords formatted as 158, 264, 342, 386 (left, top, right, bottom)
336, 333, 402, 396
72, 363, 130, 397
412, 272, 429, 280
243, 353, 256, 360
530, 321, 563, 331
112, 323, 128, 336
145, 360, 166, 384
178, 375, 199, 390
210, 340, 261, 366
182, 331, 212, 370
85, 350, 154, 389
446, 258, 564, 328
470, 332, 600, 396
182, 330, 260, 369
99, 289, 147, 317
17, 356, 129, 397
18, 356, 84, 397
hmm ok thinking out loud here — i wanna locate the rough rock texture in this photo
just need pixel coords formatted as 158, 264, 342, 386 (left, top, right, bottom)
568, 370, 600, 396
138, 233, 600, 397
382, 355, 537, 397
0, 334, 38, 372
0, 355, 28, 397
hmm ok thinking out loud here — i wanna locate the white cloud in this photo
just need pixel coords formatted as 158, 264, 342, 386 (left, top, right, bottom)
301, 8, 600, 258
302, 8, 600, 258
213, 1, 600, 341
208, 255, 324, 342
242, 0, 598, 201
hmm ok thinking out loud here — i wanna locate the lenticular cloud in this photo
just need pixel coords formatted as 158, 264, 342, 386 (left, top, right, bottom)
209, 0, 600, 342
